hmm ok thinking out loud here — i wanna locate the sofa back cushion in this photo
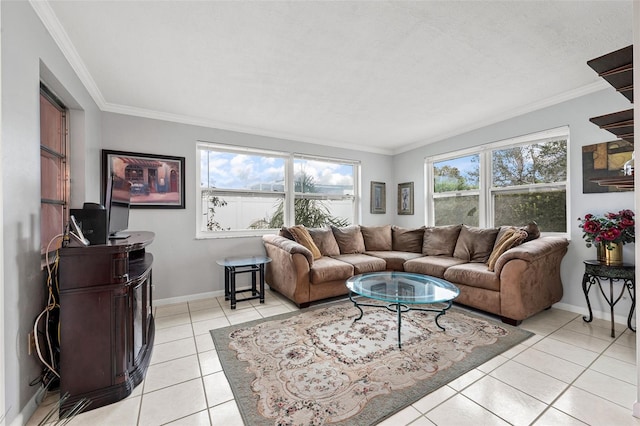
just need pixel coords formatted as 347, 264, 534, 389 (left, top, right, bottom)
331, 225, 366, 254
453, 225, 499, 263
288, 225, 322, 260
308, 227, 341, 257
423, 224, 462, 256
392, 226, 424, 253
361, 225, 392, 251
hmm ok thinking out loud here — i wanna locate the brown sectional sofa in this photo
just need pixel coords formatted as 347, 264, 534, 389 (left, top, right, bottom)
262, 224, 569, 325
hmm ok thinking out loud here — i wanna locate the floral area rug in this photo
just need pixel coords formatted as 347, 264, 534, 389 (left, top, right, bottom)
210, 301, 533, 425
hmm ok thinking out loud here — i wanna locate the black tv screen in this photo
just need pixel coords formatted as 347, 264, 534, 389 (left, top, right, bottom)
105, 174, 131, 239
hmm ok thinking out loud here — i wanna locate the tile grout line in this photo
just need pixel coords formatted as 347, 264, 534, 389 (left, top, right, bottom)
527, 321, 633, 425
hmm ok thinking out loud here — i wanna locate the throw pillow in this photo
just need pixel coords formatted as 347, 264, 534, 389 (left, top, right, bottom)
423, 224, 462, 256
331, 225, 366, 254
452, 225, 500, 263
487, 229, 528, 271
392, 226, 424, 253
520, 221, 540, 242
289, 225, 322, 260
308, 227, 341, 257
361, 225, 393, 251
279, 227, 294, 241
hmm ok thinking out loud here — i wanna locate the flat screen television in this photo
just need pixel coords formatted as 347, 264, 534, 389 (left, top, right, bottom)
105, 173, 131, 239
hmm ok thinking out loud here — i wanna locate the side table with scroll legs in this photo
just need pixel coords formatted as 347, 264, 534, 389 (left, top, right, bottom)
582, 260, 635, 338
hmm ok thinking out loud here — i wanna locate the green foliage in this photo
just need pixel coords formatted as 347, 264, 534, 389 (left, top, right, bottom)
492, 140, 566, 187
434, 165, 471, 192
206, 196, 230, 231
494, 191, 566, 232
250, 172, 349, 229
434, 196, 479, 226
435, 141, 567, 231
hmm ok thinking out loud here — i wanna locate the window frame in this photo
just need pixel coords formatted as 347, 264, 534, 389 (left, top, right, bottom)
425, 127, 570, 236
196, 142, 360, 238
40, 84, 69, 256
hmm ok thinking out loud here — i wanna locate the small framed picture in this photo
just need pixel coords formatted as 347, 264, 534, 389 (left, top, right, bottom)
398, 182, 414, 215
370, 181, 386, 214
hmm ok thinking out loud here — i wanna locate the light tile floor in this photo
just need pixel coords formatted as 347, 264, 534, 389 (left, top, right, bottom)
27, 290, 640, 426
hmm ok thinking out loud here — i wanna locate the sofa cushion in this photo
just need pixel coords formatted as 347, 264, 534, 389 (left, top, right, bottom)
392, 226, 424, 253
520, 221, 540, 242
308, 227, 341, 257
487, 228, 527, 271
361, 225, 393, 251
423, 225, 462, 256
365, 251, 424, 271
279, 227, 294, 240
288, 225, 322, 260
331, 225, 366, 254
453, 225, 499, 263
331, 254, 387, 274
444, 263, 500, 292
309, 257, 354, 284
403, 256, 467, 278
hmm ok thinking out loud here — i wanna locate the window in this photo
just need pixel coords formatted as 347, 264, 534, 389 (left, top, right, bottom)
196, 142, 359, 237
292, 156, 355, 228
40, 85, 69, 255
426, 128, 569, 234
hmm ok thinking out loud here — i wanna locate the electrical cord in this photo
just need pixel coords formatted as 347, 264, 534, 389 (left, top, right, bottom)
33, 232, 65, 380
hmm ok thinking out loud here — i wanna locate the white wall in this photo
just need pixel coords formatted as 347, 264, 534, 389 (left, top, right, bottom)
393, 88, 635, 319
1, 2, 102, 424
0, 2, 5, 423
101, 112, 394, 301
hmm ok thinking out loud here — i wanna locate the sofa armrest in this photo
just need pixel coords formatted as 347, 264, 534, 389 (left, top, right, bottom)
262, 234, 313, 306
493, 236, 569, 276
262, 234, 314, 265
496, 236, 569, 321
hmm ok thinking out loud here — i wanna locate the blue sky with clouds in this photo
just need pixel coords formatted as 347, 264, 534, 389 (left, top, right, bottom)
201, 151, 354, 190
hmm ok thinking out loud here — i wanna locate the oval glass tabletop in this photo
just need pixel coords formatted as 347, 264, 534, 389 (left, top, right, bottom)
346, 271, 459, 305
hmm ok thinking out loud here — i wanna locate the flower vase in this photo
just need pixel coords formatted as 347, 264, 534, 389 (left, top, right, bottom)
596, 242, 623, 266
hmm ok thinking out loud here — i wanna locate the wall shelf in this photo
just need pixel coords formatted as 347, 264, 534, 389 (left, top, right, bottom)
587, 45, 633, 103
589, 176, 634, 191
587, 45, 634, 190
589, 109, 634, 144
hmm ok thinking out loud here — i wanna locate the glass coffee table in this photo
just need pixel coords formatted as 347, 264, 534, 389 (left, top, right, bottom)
346, 272, 460, 348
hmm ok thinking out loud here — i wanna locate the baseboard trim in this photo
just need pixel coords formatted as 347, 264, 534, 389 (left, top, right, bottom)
154, 290, 225, 306
10, 386, 40, 426
553, 301, 635, 328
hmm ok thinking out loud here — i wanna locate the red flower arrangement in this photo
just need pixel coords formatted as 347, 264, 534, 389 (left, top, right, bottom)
578, 209, 635, 249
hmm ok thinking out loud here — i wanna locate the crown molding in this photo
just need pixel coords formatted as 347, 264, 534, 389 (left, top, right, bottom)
30, 0, 107, 108
30, 0, 392, 156
102, 102, 394, 156
31, 0, 608, 158
393, 80, 611, 155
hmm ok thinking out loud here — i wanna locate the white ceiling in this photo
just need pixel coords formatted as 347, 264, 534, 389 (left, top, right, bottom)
34, 1, 633, 155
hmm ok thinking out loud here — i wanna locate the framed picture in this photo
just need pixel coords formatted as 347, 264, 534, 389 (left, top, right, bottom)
102, 149, 186, 209
397, 182, 414, 215
370, 181, 386, 214
582, 140, 633, 193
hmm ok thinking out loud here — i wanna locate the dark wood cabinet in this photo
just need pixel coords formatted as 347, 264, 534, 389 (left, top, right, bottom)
58, 231, 155, 412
